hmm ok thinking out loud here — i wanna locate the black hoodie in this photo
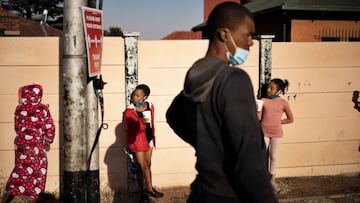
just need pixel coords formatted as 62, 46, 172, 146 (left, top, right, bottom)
167, 56, 277, 202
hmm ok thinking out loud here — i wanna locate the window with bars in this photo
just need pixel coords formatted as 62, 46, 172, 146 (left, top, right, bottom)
319, 28, 360, 42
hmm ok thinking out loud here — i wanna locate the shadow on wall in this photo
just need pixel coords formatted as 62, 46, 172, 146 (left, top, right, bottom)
352, 91, 360, 153
352, 90, 360, 112
104, 113, 128, 203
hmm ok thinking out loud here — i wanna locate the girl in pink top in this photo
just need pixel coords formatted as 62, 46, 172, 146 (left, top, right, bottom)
258, 78, 294, 193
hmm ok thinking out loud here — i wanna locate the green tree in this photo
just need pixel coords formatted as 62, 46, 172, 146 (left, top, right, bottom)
104, 26, 123, 36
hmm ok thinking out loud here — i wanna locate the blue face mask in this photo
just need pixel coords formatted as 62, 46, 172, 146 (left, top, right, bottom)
268, 90, 281, 99
135, 100, 145, 107
268, 95, 279, 99
225, 32, 249, 65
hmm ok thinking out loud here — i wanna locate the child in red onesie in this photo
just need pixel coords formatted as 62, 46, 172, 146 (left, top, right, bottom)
1, 84, 55, 203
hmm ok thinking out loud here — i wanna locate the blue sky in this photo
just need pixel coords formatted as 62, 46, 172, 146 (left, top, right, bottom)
102, 0, 203, 40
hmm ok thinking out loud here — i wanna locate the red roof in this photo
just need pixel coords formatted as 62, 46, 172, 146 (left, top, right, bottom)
19, 17, 62, 36
162, 31, 202, 40
0, 7, 62, 36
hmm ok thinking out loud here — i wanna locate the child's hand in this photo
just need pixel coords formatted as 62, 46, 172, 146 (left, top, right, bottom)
256, 99, 264, 112
142, 118, 150, 123
45, 142, 51, 151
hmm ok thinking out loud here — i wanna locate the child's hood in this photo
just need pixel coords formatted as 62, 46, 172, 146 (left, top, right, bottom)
19, 84, 43, 105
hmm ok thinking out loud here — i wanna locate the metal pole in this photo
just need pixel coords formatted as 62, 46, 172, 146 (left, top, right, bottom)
85, 1, 100, 203
88, 0, 96, 8
98, 0, 103, 10
257, 35, 275, 98
123, 32, 140, 192
85, 80, 100, 203
63, 0, 87, 202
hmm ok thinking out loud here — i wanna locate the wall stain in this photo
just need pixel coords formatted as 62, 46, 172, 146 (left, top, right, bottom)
287, 94, 298, 101
304, 80, 311, 86
73, 35, 76, 48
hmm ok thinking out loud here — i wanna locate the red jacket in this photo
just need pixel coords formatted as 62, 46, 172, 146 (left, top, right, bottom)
125, 102, 155, 152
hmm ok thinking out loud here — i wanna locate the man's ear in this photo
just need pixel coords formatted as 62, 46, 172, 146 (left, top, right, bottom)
217, 28, 228, 42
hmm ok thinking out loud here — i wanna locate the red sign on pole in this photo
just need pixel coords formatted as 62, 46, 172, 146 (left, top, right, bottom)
82, 7, 103, 77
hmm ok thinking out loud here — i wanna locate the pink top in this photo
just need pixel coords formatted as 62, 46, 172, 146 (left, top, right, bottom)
258, 97, 294, 138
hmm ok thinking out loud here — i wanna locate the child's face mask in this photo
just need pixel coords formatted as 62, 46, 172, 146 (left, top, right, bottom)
268, 90, 281, 99
135, 100, 145, 107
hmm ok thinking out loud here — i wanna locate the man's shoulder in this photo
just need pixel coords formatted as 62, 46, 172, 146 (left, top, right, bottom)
190, 57, 250, 77
220, 66, 251, 82
229, 66, 248, 74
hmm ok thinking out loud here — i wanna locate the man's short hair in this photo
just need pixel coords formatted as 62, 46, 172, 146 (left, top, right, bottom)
206, 2, 253, 40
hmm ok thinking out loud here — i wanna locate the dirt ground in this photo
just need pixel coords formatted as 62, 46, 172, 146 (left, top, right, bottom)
153, 174, 360, 203
1, 174, 359, 202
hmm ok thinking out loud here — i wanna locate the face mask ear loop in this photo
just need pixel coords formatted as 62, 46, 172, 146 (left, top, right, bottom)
224, 42, 230, 52
226, 31, 238, 49
225, 30, 239, 58
222, 29, 231, 52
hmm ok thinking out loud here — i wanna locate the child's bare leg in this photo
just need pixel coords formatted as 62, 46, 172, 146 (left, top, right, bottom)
136, 149, 163, 198
144, 149, 153, 190
136, 151, 152, 191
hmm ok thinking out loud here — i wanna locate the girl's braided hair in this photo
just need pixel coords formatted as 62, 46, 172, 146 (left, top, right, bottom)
270, 78, 289, 95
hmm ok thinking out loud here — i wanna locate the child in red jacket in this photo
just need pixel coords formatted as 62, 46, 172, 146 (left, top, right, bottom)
125, 84, 163, 199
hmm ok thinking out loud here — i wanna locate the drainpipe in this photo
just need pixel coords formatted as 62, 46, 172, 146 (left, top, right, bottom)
62, 0, 87, 202
256, 35, 275, 98
123, 32, 140, 192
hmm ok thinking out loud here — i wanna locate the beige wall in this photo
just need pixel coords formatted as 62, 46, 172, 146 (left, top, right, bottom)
0, 37, 359, 197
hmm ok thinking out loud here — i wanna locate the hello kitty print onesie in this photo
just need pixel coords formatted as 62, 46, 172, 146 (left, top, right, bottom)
4, 84, 55, 201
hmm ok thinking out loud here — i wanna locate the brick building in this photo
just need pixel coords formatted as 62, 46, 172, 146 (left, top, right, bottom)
162, 0, 241, 40
0, 7, 62, 36
192, 0, 360, 42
